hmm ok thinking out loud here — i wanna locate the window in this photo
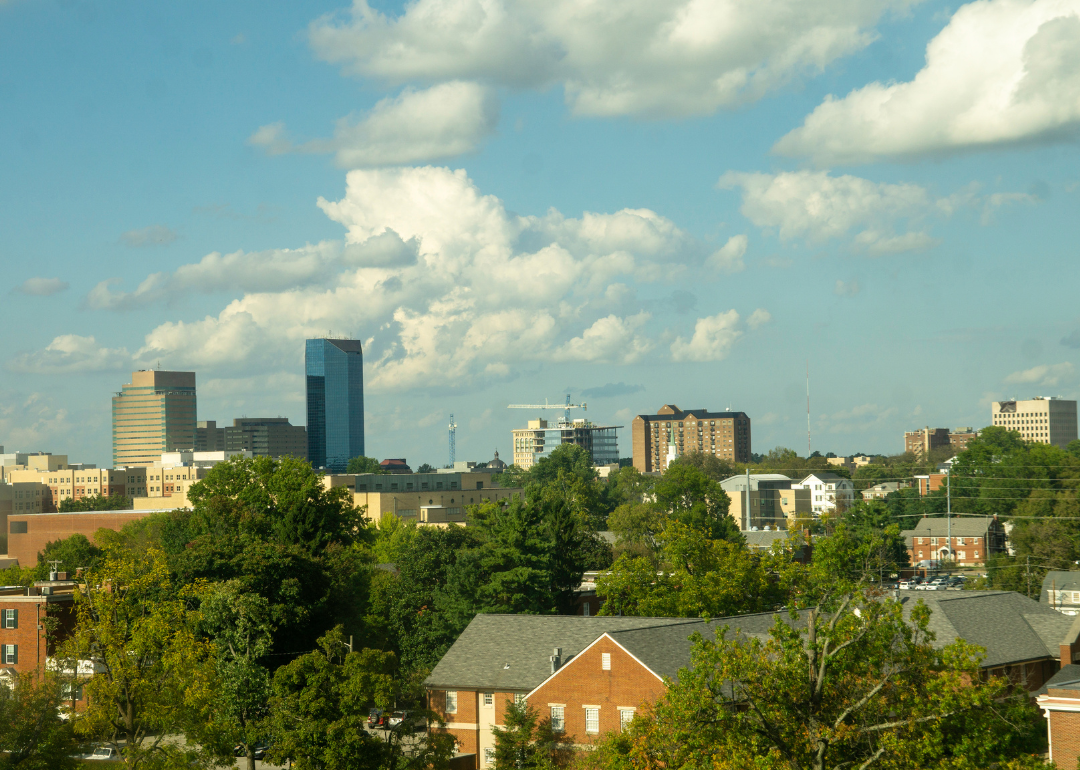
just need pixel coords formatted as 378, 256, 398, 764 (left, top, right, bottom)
620, 708, 635, 732
585, 707, 600, 733
445, 691, 457, 713
582, 602, 590, 617
550, 706, 565, 732
515, 693, 526, 706
601, 652, 611, 670
1, 609, 16, 629
1072, 592, 1080, 604
483, 692, 493, 707
974, 551, 979, 559
484, 748, 496, 766
9, 522, 27, 535
2, 645, 16, 665
61, 683, 84, 701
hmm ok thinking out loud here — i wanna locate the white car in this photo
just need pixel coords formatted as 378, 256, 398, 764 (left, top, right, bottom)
85, 747, 118, 761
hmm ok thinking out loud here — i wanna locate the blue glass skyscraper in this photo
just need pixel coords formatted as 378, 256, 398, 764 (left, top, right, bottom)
305, 338, 364, 472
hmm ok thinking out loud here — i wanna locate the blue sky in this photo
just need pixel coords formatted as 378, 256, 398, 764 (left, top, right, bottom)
2, 0, 1079, 469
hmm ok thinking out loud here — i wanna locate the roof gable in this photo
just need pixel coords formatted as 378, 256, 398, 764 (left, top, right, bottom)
523, 632, 670, 700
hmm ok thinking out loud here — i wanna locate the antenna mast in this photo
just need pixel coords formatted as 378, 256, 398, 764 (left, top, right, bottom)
448, 414, 457, 467
806, 360, 811, 458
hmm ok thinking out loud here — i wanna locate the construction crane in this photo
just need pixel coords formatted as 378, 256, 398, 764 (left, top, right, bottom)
507, 394, 587, 424
448, 414, 457, 467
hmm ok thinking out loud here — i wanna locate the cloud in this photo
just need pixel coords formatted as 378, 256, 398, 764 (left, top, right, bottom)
1062, 329, 1080, 348
120, 224, 178, 248
1004, 362, 1075, 387
308, 0, 920, 118
12, 277, 68, 296
706, 234, 747, 273
719, 170, 939, 254
0, 391, 71, 451
834, 279, 861, 296
580, 382, 646, 399
747, 308, 772, 330
106, 166, 749, 392
776, 0, 1080, 165
249, 82, 499, 167
6, 335, 130, 374
671, 310, 743, 362
824, 402, 898, 433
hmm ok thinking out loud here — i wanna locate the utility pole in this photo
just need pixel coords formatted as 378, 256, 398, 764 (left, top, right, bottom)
745, 466, 751, 531
1027, 555, 1032, 599
946, 468, 951, 569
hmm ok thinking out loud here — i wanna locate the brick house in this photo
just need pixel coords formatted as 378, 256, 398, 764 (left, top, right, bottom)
1037, 657, 1080, 769
0, 579, 84, 710
905, 516, 1006, 567
427, 592, 1075, 767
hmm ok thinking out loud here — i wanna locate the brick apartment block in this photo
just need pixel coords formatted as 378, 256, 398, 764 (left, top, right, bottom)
901, 515, 1006, 567
427, 592, 1077, 768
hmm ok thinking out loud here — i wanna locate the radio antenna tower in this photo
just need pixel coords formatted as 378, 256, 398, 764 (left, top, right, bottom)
448, 414, 457, 467
806, 360, 811, 458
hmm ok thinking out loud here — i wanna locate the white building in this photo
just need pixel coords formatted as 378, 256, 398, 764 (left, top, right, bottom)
991, 397, 1077, 449
792, 472, 855, 516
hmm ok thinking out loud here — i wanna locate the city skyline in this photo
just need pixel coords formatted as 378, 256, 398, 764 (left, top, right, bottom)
3, 0, 1079, 468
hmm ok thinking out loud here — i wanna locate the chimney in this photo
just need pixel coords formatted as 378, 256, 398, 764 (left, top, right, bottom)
550, 647, 562, 674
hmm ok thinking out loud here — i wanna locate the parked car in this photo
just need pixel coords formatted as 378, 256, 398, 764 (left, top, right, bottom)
252, 743, 270, 760
85, 746, 118, 761
369, 708, 387, 728
899, 579, 914, 590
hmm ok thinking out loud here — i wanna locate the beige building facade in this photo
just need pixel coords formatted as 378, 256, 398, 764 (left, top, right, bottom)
324, 472, 524, 525
992, 397, 1078, 449
112, 370, 197, 467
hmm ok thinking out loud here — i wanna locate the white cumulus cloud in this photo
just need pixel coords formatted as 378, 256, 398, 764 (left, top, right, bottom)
249, 81, 499, 167
706, 234, 748, 273
776, 0, 1080, 164
67, 166, 761, 392
12, 277, 69, 296
308, 0, 921, 118
1004, 362, 1075, 387
6, 335, 130, 374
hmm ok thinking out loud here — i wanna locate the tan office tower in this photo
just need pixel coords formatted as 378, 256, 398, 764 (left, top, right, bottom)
991, 397, 1078, 449
112, 370, 197, 466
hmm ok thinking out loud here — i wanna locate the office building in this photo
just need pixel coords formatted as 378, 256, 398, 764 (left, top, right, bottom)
112, 370, 197, 467
904, 427, 979, 457
305, 339, 364, 472
345, 471, 522, 526
631, 405, 751, 473
720, 474, 797, 530
992, 397, 1078, 448
196, 418, 307, 459
511, 418, 619, 471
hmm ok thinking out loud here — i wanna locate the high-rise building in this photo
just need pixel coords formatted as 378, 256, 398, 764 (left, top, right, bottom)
511, 417, 619, 470
631, 404, 751, 473
991, 397, 1078, 448
305, 339, 365, 472
112, 370, 197, 467
196, 418, 307, 459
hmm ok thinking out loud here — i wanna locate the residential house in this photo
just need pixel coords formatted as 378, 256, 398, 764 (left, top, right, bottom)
426, 591, 1074, 768
1042, 572, 1080, 616
791, 473, 854, 516
905, 516, 1007, 567
1037, 654, 1080, 770
861, 481, 911, 501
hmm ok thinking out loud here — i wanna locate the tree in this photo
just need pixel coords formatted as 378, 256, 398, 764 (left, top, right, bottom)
267, 627, 453, 770
669, 452, 737, 482
587, 590, 1050, 770
58, 493, 131, 512
33, 533, 103, 579
415, 463, 436, 474
492, 700, 570, 769
201, 581, 274, 770
0, 673, 80, 770
652, 463, 741, 542
60, 546, 221, 769
347, 456, 384, 475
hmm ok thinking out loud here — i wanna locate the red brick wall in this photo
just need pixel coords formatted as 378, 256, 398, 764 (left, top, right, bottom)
7, 511, 151, 566
429, 689, 481, 766
526, 636, 667, 745
1050, 710, 1080, 769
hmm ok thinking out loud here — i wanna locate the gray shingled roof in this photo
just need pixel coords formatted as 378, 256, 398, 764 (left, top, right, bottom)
900, 591, 1074, 667
742, 530, 791, 548
427, 592, 1074, 692
424, 615, 697, 691
909, 516, 999, 537
1036, 663, 1080, 695
1041, 571, 1080, 604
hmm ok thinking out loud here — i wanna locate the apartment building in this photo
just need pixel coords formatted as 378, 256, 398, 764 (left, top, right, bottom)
0, 581, 78, 691
348, 472, 523, 525
904, 516, 1006, 567
992, 397, 1078, 449
512, 418, 619, 470
112, 370, 197, 466
3, 467, 147, 513
791, 473, 854, 516
631, 405, 751, 473
720, 474, 795, 530
861, 481, 911, 501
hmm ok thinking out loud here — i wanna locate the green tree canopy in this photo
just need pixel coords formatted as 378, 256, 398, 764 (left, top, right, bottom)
58, 493, 131, 512
346, 455, 384, 474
